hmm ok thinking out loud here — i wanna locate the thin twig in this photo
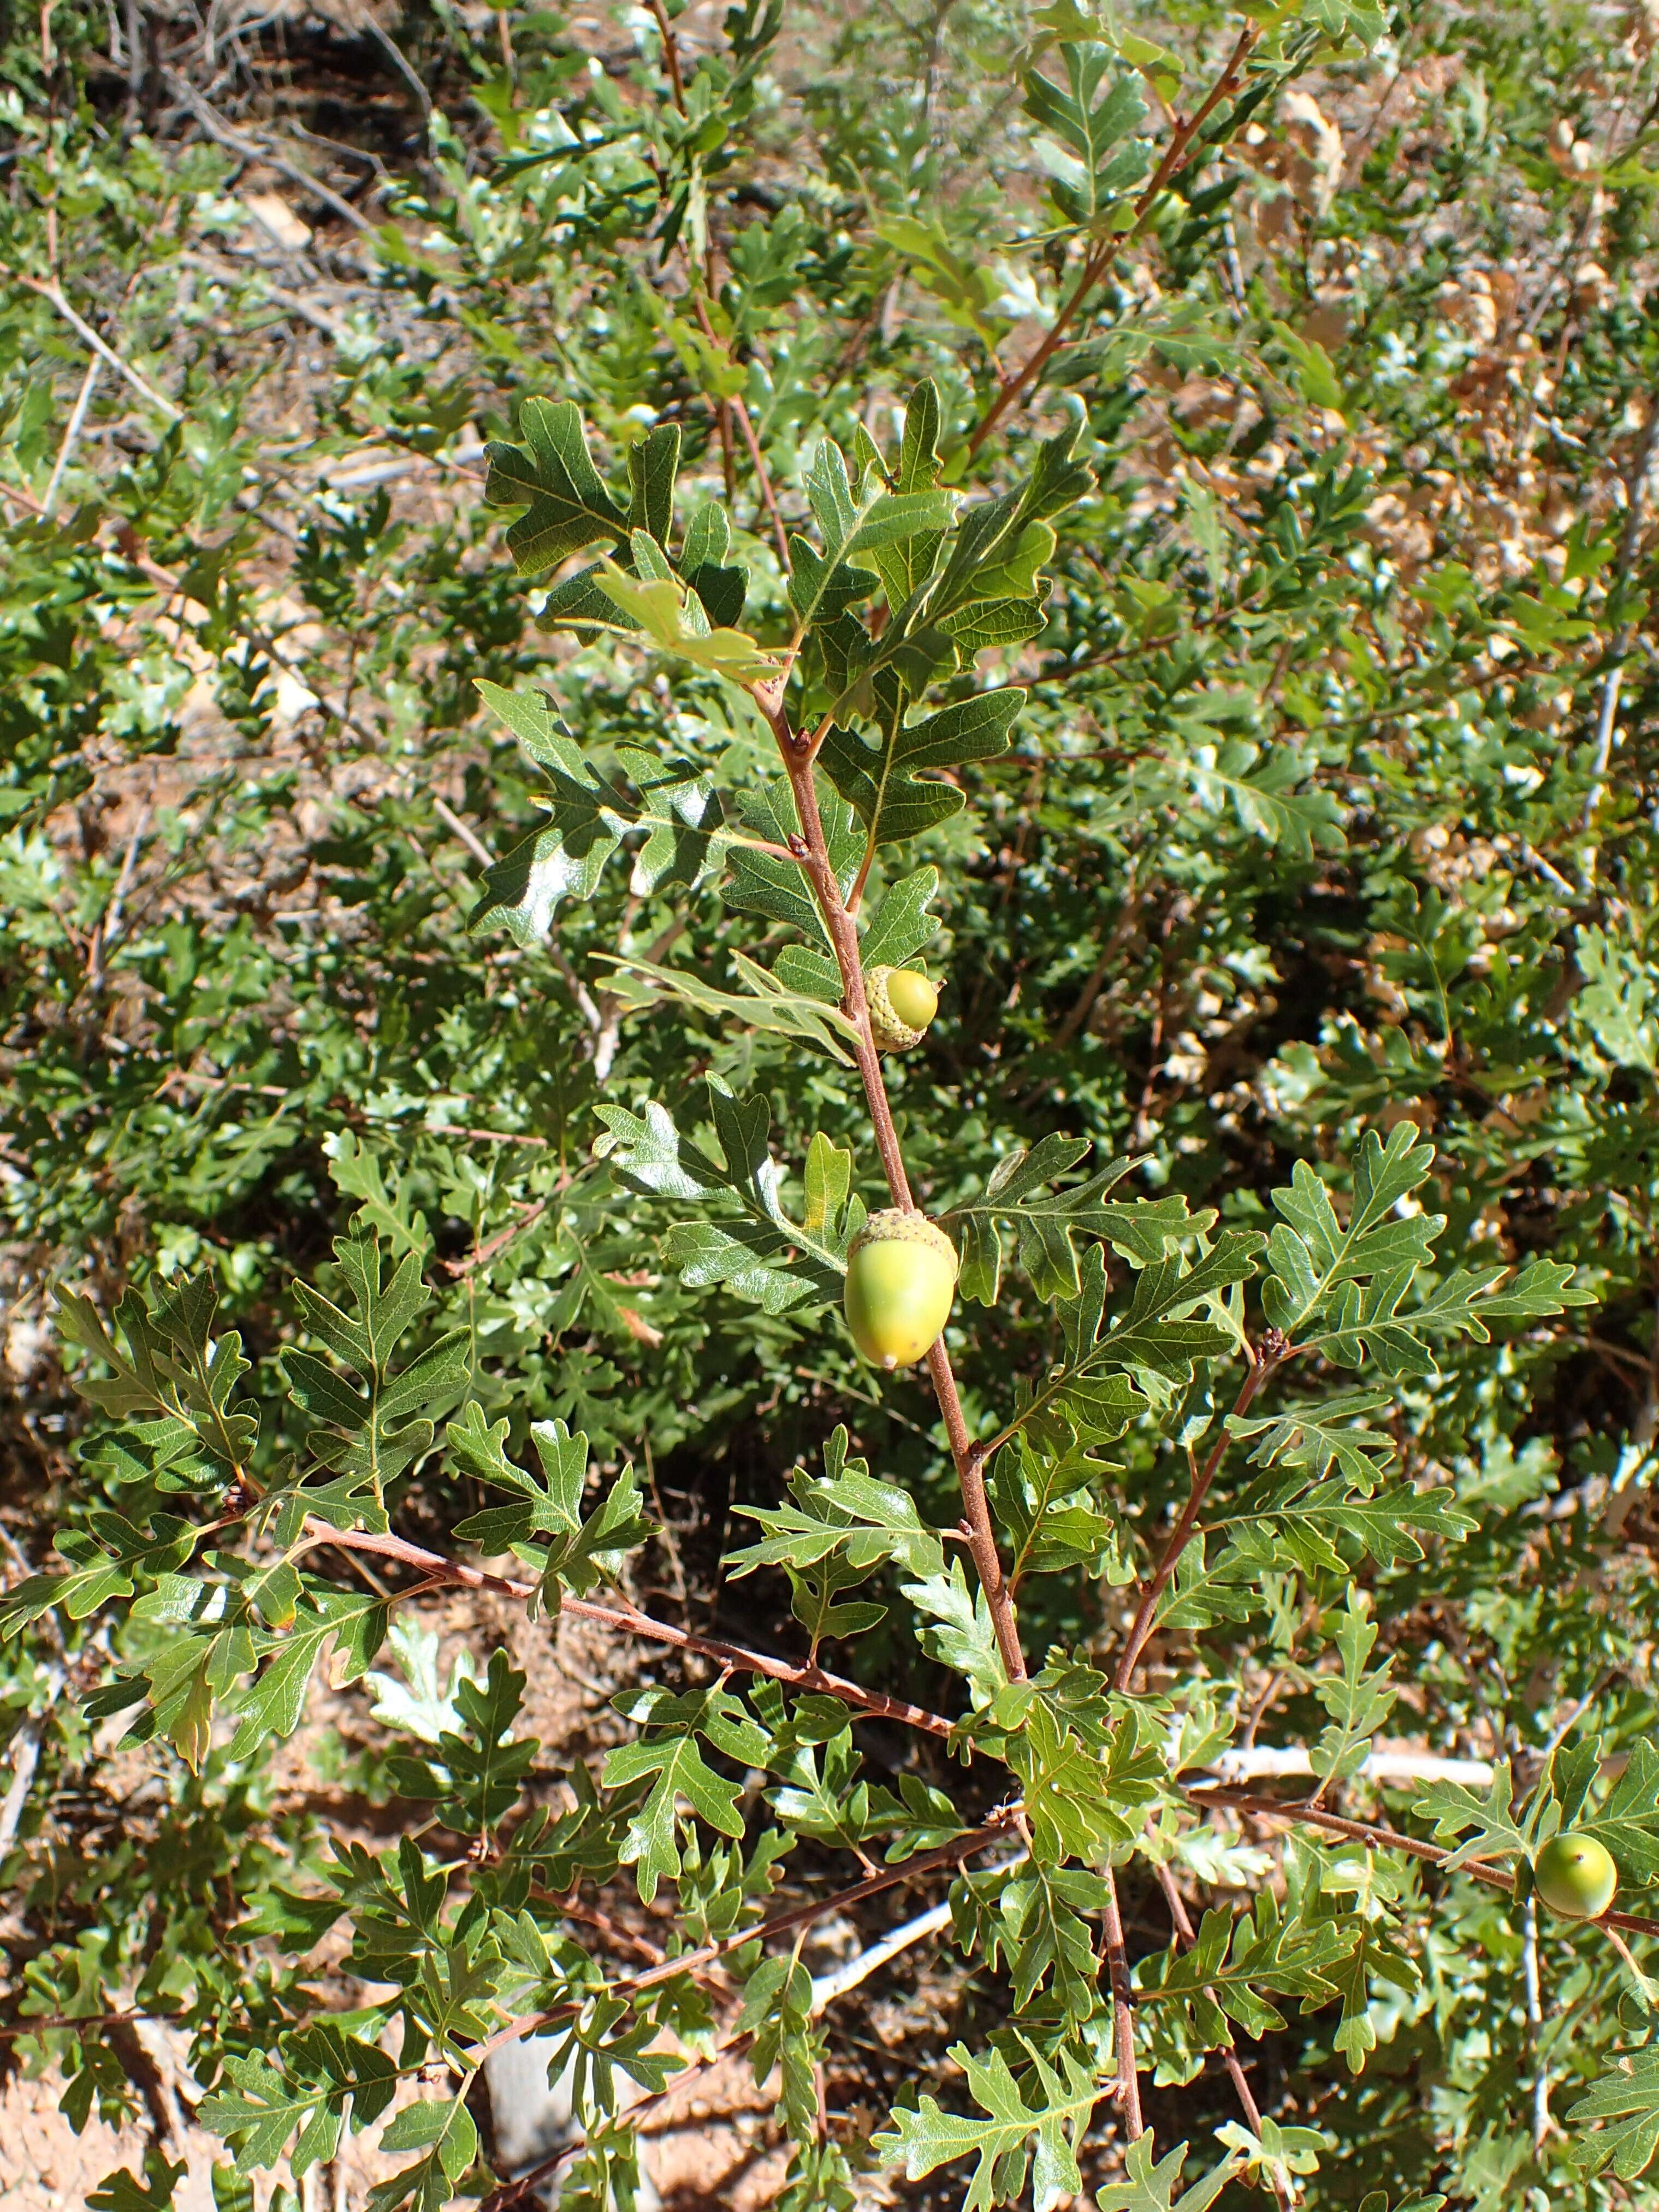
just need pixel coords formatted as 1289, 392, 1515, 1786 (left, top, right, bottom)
1530, 1675, 1615, 1777
647, 0, 686, 111
178, 248, 347, 341
965, 24, 1259, 455
1114, 1342, 1279, 1691
1341, 31, 1415, 185
716, 397, 737, 504
363, 17, 431, 116
307, 1521, 958, 1738
114, 535, 493, 871
661, 68, 790, 574
691, 295, 791, 570
476, 1846, 1015, 2212
479, 2037, 755, 2211
808, 1889, 980, 2014
429, 792, 494, 869
442, 1198, 549, 1279
85, 805, 150, 995
1522, 1892, 1551, 2152
1154, 1862, 1290, 2208
1601, 1918, 1655, 1994
167, 76, 374, 232
1521, 49, 1656, 345
4, 266, 181, 420
437, 1127, 550, 1149
0, 2006, 182, 2045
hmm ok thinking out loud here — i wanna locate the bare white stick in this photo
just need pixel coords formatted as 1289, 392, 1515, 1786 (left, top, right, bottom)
87, 804, 151, 994
168, 76, 375, 234
9, 271, 181, 423
42, 356, 102, 518
1585, 659, 1625, 827
809, 1880, 1022, 2016
1522, 1893, 1551, 2152
1583, 400, 1659, 847
0, 1663, 67, 1858
1204, 1747, 1494, 1787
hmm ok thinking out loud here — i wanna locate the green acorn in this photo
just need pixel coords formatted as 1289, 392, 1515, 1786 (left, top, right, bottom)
1533, 1832, 1619, 1920
843, 1209, 958, 1370
866, 965, 940, 1053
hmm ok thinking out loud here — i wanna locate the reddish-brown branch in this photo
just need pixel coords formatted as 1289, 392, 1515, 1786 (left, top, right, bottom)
443, 1197, 549, 1279
715, 397, 737, 505
762, 696, 1027, 1682
732, 395, 792, 571
539, 1890, 669, 1967
476, 1813, 1018, 2062
8, 1830, 1018, 2075
689, 294, 792, 571
647, 0, 687, 113
773, 744, 912, 1203
648, 7, 789, 577
1114, 1342, 1280, 1692
965, 23, 1259, 457
309, 1523, 957, 1738
1188, 1783, 1659, 1940
1100, 1862, 1143, 2137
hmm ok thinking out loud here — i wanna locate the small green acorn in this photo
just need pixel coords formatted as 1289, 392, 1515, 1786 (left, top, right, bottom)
843, 1208, 957, 1369
1533, 1832, 1619, 1921
866, 965, 940, 1053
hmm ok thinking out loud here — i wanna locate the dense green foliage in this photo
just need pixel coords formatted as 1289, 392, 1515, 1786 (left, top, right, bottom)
8, 0, 1659, 2205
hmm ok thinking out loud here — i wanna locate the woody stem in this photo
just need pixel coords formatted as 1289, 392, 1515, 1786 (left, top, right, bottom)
763, 694, 1027, 1682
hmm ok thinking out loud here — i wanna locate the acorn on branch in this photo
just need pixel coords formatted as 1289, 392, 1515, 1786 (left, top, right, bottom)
865, 965, 940, 1053
843, 1208, 958, 1370
1532, 1831, 1619, 1921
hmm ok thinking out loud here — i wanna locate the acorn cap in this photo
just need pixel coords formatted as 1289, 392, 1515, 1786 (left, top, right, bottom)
849, 1207, 957, 1270
866, 965, 937, 1052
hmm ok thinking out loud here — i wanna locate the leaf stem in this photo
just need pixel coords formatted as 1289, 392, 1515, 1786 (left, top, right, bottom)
761, 694, 1028, 1682
1599, 1918, 1654, 1995
846, 828, 878, 918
